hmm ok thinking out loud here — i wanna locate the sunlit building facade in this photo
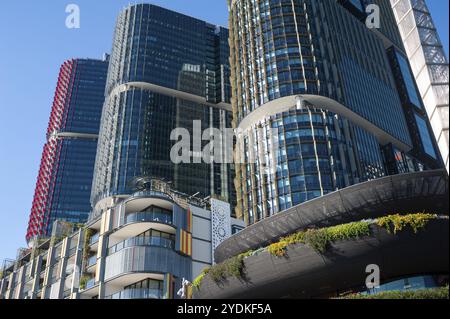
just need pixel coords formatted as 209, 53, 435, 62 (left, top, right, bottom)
228, 0, 444, 224
26, 58, 109, 243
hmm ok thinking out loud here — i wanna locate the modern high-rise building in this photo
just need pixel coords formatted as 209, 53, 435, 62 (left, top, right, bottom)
227, 0, 444, 224
26, 58, 109, 243
390, 0, 449, 172
189, 0, 449, 299
91, 4, 235, 220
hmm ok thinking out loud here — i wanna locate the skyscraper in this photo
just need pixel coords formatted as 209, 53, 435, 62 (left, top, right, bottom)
390, 0, 449, 172
228, 0, 444, 224
26, 58, 108, 243
189, 0, 448, 299
90, 4, 235, 219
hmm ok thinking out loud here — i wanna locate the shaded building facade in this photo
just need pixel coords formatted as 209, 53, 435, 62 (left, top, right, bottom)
26, 58, 109, 243
91, 4, 235, 219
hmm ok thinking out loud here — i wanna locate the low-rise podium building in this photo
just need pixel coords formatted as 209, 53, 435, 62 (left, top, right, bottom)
0, 180, 244, 299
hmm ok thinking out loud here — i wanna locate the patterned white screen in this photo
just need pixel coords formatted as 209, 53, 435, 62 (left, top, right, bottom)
210, 199, 231, 264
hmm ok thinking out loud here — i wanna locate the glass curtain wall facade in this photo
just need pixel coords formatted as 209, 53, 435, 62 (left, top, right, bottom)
26, 58, 108, 243
91, 4, 234, 217
228, 0, 443, 223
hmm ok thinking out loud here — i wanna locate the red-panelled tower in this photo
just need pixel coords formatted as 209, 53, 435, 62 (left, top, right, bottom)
26, 58, 108, 243
27, 60, 75, 242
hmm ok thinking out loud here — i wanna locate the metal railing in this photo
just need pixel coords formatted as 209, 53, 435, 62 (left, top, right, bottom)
125, 211, 173, 226
105, 288, 163, 299
85, 278, 96, 290
89, 233, 100, 245
87, 255, 97, 268
108, 236, 174, 255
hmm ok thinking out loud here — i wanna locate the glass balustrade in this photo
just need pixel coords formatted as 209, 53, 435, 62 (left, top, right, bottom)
105, 288, 163, 299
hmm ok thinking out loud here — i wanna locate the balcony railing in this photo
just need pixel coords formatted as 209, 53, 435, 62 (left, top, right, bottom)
68, 246, 77, 257
63, 289, 71, 299
23, 291, 32, 299
89, 233, 100, 246
125, 211, 173, 226
108, 236, 174, 255
105, 288, 163, 299
85, 278, 96, 290
87, 256, 97, 268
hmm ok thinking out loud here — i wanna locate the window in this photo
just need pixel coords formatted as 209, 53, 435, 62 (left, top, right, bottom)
414, 113, 437, 159
396, 52, 422, 109
349, 0, 364, 12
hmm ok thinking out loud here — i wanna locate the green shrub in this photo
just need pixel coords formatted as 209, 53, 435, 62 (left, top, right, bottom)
83, 228, 95, 263
192, 267, 210, 290
339, 287, 449, 299
282, 231, 306, 245
267, 221, 371, 256
79, 275, 90, 290
208, 262, 227, 282
204, 252, 248, 284
303, 229, 329, 253
240, 250, 255, 258
326, 221, 371, 242
268, 242, 289, 257
377, 213, 437, 234
228, 254, 247, 278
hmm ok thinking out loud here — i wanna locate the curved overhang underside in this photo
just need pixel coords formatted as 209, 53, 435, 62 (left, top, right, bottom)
109, 81, 232, 112
48, 132, 99, 141
196, 219, 449, 299
238, 94, 412, 152
215, 169, 449, 263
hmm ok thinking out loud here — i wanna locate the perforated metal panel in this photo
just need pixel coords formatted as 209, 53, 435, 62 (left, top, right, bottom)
210, 199, 231, 264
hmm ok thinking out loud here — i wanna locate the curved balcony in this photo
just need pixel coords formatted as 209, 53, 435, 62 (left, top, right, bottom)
104, 246, 191, 287
106, 288, 163, 299
112, 209, 175, 241
128, 190, 173, 202
108, 235, 174, 255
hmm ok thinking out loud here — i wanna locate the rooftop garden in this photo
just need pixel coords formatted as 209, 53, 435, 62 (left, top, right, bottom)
338, 286, 449, 299
193, 213, 444, 291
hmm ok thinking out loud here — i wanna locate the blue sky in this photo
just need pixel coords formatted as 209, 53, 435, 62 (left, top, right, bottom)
0, 1, 448, 261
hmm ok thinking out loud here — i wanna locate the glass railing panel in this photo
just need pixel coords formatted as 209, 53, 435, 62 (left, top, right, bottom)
68, 246, 77, 256
108, 236, 174, 255
89, 233, 100, 245
87, 255, 97, 267
125, 211, 173, 225
107, 288, 163, 299
85, 278, 96, 290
